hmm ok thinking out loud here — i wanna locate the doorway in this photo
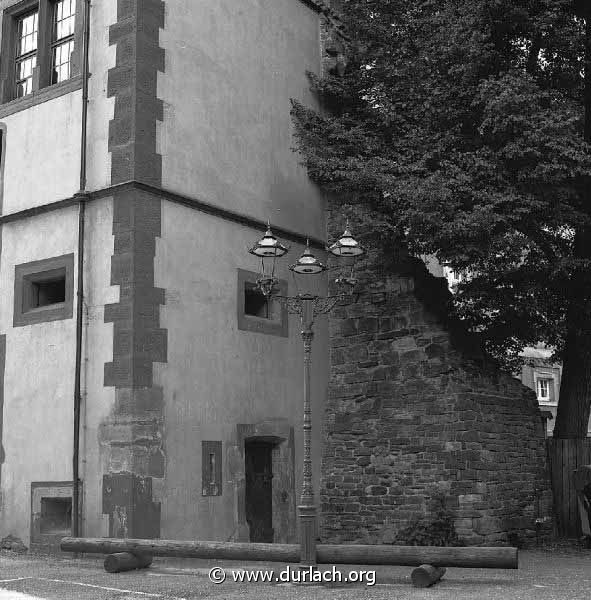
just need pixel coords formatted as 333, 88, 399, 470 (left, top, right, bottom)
244, 440, 274, 543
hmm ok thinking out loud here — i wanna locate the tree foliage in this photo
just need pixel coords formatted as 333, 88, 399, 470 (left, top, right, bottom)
291, 0, 591, 374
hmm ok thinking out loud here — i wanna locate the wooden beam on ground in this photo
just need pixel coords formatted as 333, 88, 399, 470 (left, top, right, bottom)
315, 544, 518, 569
60, 537, 518, 569
104, 552, 153, 573
61, 538, 300, 562
411, 564, 446, 588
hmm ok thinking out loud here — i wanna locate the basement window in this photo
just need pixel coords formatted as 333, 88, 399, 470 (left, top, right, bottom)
30, 481, 76, 549
14, 254, 74, 327
40, 497, 72, 534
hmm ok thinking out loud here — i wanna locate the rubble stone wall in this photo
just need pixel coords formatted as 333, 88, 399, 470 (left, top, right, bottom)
321, 215, 553, 547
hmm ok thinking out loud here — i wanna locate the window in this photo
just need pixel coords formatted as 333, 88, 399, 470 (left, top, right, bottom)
40, 497, 72, 534
237, 269, 288, 337
29, 271, 66, 307
0, 0, 81, 104
14, 254, 74, 327
244, 282, 269, 319
30, 481, 76, 549
51, 0, 75, 84
15, 10, 38, 98
537, 378, 553, 402
202, 441, 222, 497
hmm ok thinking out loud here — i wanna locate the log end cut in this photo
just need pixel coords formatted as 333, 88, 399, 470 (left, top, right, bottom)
104, 552, 153, 573
411, 564, 446, 588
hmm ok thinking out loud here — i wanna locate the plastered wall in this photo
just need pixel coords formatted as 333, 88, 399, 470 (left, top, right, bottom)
0, 208, 78, 542
155, 201, 329, 541
1, 92, 82, 214
159, 0, 325, 239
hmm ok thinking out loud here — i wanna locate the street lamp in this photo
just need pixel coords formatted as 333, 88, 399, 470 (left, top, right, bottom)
248, 220, 365, 566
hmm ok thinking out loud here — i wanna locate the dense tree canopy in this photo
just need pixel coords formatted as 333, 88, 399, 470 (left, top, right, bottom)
291, 0, 591, 437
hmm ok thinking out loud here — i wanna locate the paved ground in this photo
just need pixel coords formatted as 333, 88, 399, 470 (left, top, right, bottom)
0, 545, 589, 600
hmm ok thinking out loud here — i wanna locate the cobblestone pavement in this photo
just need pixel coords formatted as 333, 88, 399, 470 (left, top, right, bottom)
0, 546, 589, 600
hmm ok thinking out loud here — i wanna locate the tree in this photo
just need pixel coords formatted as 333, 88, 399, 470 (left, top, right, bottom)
291, 0, 591, 438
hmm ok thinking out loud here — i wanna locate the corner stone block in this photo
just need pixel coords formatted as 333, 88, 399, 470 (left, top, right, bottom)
103, 472, 161, 539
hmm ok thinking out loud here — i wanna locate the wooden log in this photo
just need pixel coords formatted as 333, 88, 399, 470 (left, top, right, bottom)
411, 564, 446, 588
316, 544, 518, 569
104, 552, 153, 573
61, 538, 301, 562
61, 537, 518, 569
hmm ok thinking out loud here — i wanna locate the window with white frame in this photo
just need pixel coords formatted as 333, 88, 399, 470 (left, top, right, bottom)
50, 0, 75, 85
15, 10, 39, 98
0, 0, 82, 104
537, 377, 553, 401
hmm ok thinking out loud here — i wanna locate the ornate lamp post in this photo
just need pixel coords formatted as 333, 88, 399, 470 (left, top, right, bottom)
248, 221, 364, 566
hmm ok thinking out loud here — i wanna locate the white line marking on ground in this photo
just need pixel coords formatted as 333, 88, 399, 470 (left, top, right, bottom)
0, 588, 45, 599
35, 578, 162, 597
0, 580, 32, 584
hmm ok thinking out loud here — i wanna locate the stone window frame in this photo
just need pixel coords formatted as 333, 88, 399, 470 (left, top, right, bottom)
0, 0, 83, 112
30, 480, 78, 549
13, 253, 74, 327
237, 269, 288, 338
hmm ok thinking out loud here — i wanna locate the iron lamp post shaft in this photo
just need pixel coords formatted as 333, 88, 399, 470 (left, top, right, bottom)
298, 298, 316, 566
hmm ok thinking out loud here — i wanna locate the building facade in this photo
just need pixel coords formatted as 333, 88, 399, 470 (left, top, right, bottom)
0, 0, 331, 550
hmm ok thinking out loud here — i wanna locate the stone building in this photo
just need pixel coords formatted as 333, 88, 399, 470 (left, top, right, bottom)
0, 0, 331, 550
0, 0, 552, 552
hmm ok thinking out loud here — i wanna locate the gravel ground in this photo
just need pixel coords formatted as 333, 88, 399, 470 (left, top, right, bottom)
0, 545, 589, 600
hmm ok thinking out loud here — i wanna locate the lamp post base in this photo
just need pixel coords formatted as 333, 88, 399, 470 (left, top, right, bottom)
298, 504, 317, 566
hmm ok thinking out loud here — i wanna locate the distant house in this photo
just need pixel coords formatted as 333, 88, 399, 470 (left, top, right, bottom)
520, 345, 591, 437
520, 345, 562, 436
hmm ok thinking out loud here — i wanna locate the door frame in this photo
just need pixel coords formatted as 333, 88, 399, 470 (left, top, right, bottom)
228, 420, 296, 543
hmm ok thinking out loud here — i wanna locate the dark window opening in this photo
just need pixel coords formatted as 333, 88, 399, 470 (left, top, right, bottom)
31, 276, 66, 307
244, 283, 269, 319
40, 497, 72, 534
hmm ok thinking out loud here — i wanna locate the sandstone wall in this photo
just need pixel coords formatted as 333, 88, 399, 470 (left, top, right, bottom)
321, 222, 553, 547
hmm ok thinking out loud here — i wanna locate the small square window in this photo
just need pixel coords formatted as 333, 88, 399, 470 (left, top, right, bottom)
40, 497, 72, 534
14, 254, 74, 327
237, 269, 288, 337
30, 481, 78, 549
